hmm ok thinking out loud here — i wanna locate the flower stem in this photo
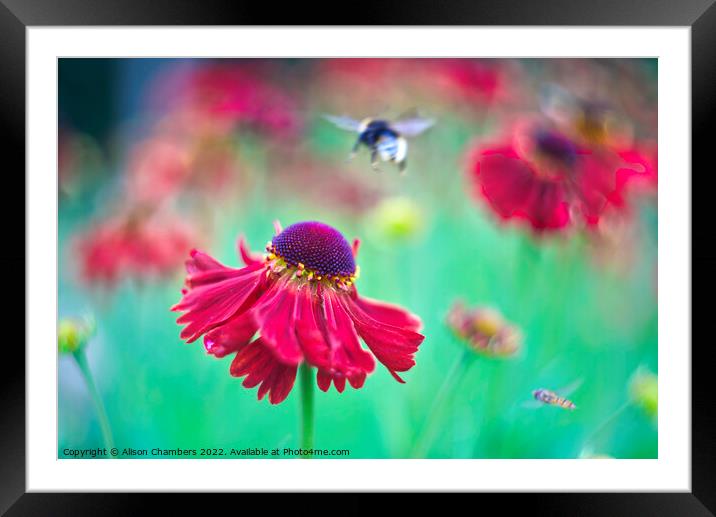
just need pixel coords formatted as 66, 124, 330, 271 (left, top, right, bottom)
72, 348, 115, 456
299, 362, 314, 458
411, 348, 471, 458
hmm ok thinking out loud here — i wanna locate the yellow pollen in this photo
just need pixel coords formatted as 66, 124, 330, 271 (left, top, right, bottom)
475, 320, 500, 337
263, 243, 359, 288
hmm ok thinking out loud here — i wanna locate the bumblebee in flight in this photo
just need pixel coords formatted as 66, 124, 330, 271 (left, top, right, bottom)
323, 114, 435, 173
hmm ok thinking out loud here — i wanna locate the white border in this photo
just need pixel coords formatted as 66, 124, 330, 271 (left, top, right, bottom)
28, 27, 690, 491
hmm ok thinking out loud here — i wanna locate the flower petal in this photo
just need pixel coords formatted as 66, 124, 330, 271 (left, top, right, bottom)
473, 147, 570, 232
316, 369, 367, 392
316, 369, 332, 392
341, 294, 424, 383
252, 277, 304, 365
203, 311, 258, 358
184, 249, 245, 289
230, 339, 297, 404
294, 285, 376, 393
520, 180, 571, 230
323, 289, 376, 374
294, 285, 332, 368
172, 262, 266, 343
347, 371, 366, 389
237, 236, 263, 266
333, 375, 346, 393
608, 148, 657, 208
351, 293, 423, 332
186, 248, 228, 274
474, 150, 534, 218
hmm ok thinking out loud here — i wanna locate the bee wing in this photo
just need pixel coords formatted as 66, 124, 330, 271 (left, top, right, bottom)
391, 117, 436, 137
557, 378, 584, 397
539, 83, 579, 123
322, 114, 363, 132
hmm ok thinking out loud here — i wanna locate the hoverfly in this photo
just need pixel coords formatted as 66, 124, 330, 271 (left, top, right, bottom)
322, 113, 435, 173
522, 379, 582, 411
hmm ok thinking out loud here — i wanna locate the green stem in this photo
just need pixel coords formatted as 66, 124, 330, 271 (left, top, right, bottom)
411, 349, 471, 458
73, 348, 115, 456
514, 234, 543, 321
299, 362, 314, 458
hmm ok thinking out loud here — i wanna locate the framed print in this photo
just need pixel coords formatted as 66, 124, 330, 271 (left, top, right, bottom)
3, 0, 713, 513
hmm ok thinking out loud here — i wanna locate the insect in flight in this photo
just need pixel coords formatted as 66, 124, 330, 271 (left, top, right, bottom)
522, 379, 582, 411
322, 113, 435, 173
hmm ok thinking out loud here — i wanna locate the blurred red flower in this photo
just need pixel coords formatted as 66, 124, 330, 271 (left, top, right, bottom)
77, 212, 196, 286
185, 65, 302, 138
467, 118, 655, 234
432, 59, 504, 105
125, 136, 192, 204
125, 131, 239, 205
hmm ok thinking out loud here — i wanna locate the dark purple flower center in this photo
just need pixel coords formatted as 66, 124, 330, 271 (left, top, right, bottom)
534, 128, 578, 166
271, 221, 356, 277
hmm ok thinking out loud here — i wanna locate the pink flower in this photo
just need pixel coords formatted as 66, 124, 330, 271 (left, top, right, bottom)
185, 65, 301, 138
319, 59, 421, 89
467, 118, 654, 234
172, 221, 425, 404
432, 59, 504, 105
316, 59, 431, 113
126, 136, 192, 204
77, 212, 196, 286
125, 126, 242, 205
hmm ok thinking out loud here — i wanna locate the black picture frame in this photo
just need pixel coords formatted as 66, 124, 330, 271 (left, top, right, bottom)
3, 0, 712, 513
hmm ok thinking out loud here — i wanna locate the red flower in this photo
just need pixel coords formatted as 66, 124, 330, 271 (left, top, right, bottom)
172, 221, 425, 404
126, 130, 239, 205
316, 59, 433, 114
77, 212, 195, 286
433, 59, 504, 105
467, 119, 654, 234
541, 87, 658, 198
318, 59, 423, 92
186, 65, 301, 138
125, 136, 192, 204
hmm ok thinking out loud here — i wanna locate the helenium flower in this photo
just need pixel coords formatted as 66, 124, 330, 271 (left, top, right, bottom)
172, 221, 425, 404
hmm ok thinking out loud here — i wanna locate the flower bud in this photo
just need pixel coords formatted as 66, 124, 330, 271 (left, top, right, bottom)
58, 317, 95, 354
368, 196, 425, 242
629, 367, 657, 419
446, 302, 522, 358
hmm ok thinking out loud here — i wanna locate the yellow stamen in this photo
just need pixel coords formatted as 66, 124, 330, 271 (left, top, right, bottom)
264, 243, 359, 287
